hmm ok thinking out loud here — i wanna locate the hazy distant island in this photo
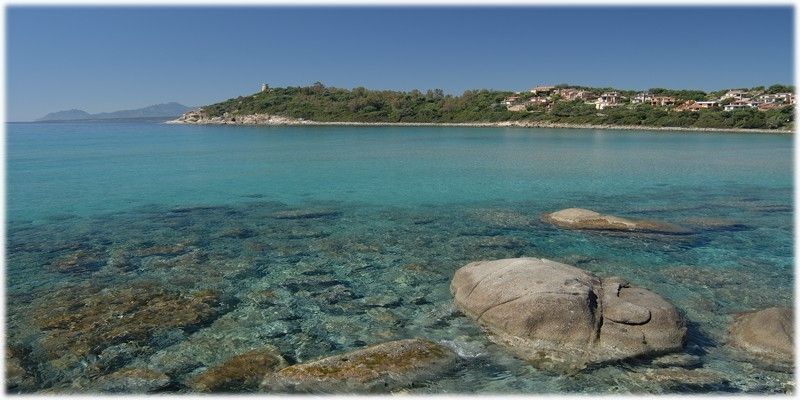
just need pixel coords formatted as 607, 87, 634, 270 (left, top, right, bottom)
38, 102, 192, 122
169, 83, 794, 132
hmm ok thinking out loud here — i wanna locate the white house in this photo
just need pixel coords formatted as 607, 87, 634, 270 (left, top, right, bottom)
724, 101, 756, 111
595, 92, 621, 110
721, 90, 749, 100
632, 92, 653, 104
694, 101, 718, 108
503, 96, 520, 106
528, 97, 549, 105
757, 93, 794, 104
530, 85, 556, 95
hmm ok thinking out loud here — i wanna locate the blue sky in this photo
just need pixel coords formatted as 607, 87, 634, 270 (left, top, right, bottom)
6, 6, 794, 121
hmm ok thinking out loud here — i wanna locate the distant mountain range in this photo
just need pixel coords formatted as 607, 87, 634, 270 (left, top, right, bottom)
36, 102, 193, 122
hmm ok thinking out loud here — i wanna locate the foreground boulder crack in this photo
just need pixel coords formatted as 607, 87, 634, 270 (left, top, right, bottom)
451, 258, 687, 372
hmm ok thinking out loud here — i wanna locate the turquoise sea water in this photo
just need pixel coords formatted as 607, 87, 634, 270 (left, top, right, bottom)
5, 121, 794, 393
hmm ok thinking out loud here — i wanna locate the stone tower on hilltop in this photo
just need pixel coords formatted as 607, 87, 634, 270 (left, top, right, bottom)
261, 83, 268, 93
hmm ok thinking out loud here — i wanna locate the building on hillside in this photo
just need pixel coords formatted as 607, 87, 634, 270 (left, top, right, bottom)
694, 101, 718, 108
721, 90, 749, 100
261, 83, 269, 92
555, 88, 596, 101
724, 101, 757, 111
757, 102, 784, 111
757, 93, 795, 104
527, 97, 549, 105
507, 104, 528, 112
676, 100, 718, 112
631, 92, 653, 104
595, 92, 621, 110
649, 96, 677, 107
576, 91, 597, 101
554, 88, 574, 99
531, 85, 556, 95
503, 96, 520, 106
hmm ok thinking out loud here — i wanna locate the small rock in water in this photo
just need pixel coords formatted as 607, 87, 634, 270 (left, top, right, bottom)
261, 338, 458, 393
542, 208, 690, 234
188, 347, 287, 392
727, 307, 793, 372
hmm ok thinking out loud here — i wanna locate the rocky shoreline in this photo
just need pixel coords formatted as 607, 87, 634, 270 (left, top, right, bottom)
166, 110, 793, 134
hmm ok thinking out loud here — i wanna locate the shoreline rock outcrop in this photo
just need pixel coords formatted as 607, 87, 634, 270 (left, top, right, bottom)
727, 307, 793, 371
167, 110, 311, 125
164, 111, 790, 134
542, 208, 689, 234
260, 338, 458, 393
451, 258, 686, 371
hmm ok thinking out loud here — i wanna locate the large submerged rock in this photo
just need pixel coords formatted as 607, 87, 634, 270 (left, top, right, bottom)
542, 208, 688, 234
31, 282, 223, 372
261, 338, 458, 393
727, 307, 793, 371
451, 258, 686, 371
189, 347, 287, 392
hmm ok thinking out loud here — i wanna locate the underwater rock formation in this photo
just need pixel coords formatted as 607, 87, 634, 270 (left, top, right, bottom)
49, 250, 104, 274
261, 338, 458, 392
189, 347, 287, 392
31, 282, 223, 374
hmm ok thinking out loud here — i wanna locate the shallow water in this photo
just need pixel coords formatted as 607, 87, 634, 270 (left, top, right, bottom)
5, 122, 794, 393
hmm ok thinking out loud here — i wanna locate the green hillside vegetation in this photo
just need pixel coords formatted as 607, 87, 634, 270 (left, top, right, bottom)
200, 83, 794, 130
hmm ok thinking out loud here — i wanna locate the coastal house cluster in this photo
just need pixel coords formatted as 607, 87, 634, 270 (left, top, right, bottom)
502, 85, 795, 113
